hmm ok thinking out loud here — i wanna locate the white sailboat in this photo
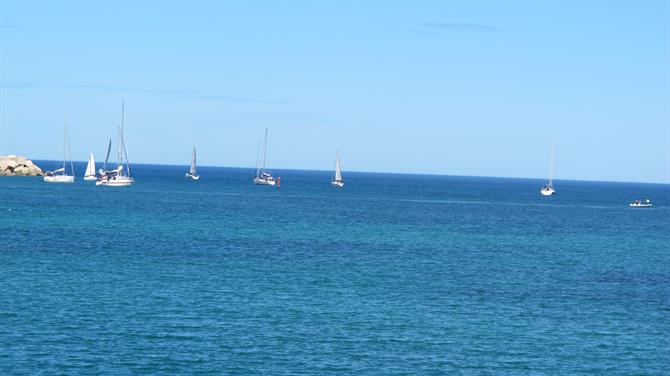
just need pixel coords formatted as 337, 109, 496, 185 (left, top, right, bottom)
253, 128, 276, 185
540, 145, 556, 196
96, 102, 134, 187
331, 151, 344, 187
185, 145, 200, 180
83, 153, 97, 181
44, 123, 75, 183
629, 199, 653, 208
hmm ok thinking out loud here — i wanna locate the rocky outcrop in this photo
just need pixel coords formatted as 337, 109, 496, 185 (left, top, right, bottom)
0, 155, 43, 176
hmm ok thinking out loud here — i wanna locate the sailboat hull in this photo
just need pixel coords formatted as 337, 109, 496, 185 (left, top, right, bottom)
540, 186, 555, 196
185, 173, 200, 180
254, 177, 276, 185
83, 175, 97, 181
97, 177, 134, 187
331, 180, 344, 188
44, 175, 74, 183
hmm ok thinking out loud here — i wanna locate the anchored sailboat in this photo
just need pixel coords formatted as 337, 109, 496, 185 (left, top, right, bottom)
331, 151, 344, 187
44, 123, 75, 183
253, 128, 276, 185
83, 153, 96, 181
96, 102, 134, 187
185, 145, 200, 180
629, 199, 653, 208
540, 145, 556, 196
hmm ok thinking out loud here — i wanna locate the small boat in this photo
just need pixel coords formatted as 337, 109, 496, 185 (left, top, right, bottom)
253, 128, 276, 186
97, 166, 134, 187
96, 102, 134, 187
185, 145, 200, 180
44, 167, 74, 183
629, 199, 653, 208
83, 153, 97, 181
540, 185, 555, 196
44, 123, 75, 183
540, 145, 556, 196
331, 151, 344, 188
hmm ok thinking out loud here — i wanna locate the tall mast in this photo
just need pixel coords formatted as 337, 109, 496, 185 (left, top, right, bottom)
255, 139, 261, 177
122, 101, 131, 177
262, 128, 268, 172
548, 144, 555, 186
191, 144, 197, 174
63, 122, 67, 172
117, 102, 123, 170
334, 151, 342, 182
334, 151, 338, 181
67, 123, 73, 176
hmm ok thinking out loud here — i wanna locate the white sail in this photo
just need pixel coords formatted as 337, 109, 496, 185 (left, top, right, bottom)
85, 153, 96, 177
185, 144, 200, 180
334, 151, 342, 181
331, 151, 344, 187
190, 145, 197, 175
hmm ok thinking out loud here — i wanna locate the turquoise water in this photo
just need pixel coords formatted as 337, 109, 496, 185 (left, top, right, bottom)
2, 163, 669, 375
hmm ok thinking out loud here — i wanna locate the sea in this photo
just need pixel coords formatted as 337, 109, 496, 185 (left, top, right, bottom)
1, 162, 669, 375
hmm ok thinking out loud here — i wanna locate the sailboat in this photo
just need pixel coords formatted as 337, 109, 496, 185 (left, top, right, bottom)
331, 151, 344, 187
540, 145, 556, 196
83, 153, 97, 181
253, 128, 276, 185
96, 102, 134, 187
44, 123, 75, 183
185, 145, 200, 180
629, 199, 653, 208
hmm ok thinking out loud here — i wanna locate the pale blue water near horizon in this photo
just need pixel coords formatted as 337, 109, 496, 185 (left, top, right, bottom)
1, 161, 669, 375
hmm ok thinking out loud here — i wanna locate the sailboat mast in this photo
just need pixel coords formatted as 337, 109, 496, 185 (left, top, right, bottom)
117, 103, 122, 170
191, 145, 197, 174
262, 128, 268, 172
67, 124, 74, 177
122, 101, 131, 177
335, 151, 342, 182
255, 139, 261, 177
549, 144, 555, 186
63, 122, 67, 172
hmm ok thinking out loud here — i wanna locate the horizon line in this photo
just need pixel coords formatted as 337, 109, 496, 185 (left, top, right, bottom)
27, 158, 670, 186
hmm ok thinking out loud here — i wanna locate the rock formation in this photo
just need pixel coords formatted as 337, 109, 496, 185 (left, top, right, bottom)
0, 155, 44, 176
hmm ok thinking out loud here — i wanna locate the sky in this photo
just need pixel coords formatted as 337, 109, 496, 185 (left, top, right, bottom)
1, 1, 669, 183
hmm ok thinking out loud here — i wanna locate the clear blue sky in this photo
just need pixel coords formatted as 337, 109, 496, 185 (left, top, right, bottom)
1, 1, 669, 183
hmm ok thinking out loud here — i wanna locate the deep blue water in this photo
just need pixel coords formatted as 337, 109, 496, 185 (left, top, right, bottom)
1, 162, 669, 375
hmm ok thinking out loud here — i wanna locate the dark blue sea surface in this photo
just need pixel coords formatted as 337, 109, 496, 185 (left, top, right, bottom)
2, 162, 669, 375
